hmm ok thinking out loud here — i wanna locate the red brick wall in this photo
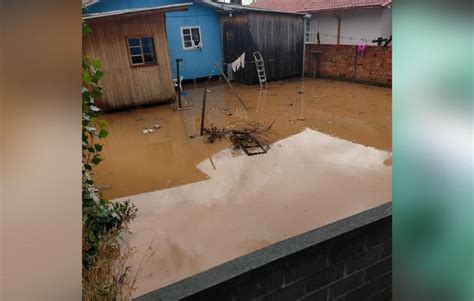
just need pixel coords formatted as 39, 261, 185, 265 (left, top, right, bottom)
305, 44, 392, 86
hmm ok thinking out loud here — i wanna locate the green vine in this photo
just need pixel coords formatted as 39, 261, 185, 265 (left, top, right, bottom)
82, 21, 137, 271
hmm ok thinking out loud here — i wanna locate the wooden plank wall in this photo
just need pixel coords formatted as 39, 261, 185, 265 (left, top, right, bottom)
221, 12, 304, 85
249, 12, 304, 83
221, 14, 254, 84
83, 12, 175, 110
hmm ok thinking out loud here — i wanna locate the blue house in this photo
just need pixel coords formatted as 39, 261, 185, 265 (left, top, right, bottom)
85, 0, 223, 81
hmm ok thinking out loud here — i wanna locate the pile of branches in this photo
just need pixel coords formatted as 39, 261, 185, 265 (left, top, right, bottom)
229, 121, 275, 147
203, 121, 275, 148
203, 125, 231, 143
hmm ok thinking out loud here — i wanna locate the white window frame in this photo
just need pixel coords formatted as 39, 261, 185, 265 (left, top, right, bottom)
305, 18, 318, 44
180, 26, 203, 50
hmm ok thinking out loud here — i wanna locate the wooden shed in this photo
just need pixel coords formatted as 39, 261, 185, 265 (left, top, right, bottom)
202, 1, 305, 85
83, 4, 190, 110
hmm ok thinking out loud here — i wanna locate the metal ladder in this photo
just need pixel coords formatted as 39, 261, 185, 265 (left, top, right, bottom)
253, 52, 267, 89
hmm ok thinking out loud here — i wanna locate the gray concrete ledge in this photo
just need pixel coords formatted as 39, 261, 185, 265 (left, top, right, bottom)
303, 74, 392, 88
134, 202, 392, 301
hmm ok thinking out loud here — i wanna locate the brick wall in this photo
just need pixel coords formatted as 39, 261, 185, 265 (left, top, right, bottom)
305, 44, 392, 86
182, 216, 392, 301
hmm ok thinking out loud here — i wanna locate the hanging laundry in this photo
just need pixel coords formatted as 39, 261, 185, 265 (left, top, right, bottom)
231, 59, 239, 73
231, 52, 245, 72
240, 52, 245, 69
231, 56, 240, 72
357, 44, 368, 57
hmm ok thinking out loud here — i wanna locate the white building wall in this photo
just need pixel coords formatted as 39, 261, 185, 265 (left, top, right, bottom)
306, 7, 392, 45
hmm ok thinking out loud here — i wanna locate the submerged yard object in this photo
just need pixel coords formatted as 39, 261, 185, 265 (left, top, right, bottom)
142, 128, 156, 134
203, 125, 231, 143
230, 132, 267, 156
203, 121, 275, 156
142, 124, 160, 134
200, 63, 249, 136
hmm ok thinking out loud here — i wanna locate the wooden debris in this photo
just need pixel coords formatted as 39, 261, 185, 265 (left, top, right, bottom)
203, 121, 275, 156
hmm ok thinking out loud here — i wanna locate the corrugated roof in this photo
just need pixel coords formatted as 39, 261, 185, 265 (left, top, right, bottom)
198, 0, 306, 15
82, 3, 192, 19
82, 0, 99, 7
250, 0, 392, 13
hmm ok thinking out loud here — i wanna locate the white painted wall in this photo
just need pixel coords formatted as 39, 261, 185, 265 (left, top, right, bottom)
306, 7, 392, 45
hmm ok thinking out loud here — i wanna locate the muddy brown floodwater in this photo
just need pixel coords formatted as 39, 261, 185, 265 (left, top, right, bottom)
94, 78, 391, 199
93, 78, 392, 297
119, 128, 392, 297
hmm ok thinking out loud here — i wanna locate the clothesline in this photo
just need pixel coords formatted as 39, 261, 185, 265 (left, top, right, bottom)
307, 31, 376, 43
223, 55, 301, 65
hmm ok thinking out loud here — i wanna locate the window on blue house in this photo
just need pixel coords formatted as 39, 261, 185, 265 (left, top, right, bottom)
181, 26, 202, 50
127, 37, 156, 66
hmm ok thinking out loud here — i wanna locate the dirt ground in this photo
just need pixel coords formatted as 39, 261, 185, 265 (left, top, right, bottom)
94, 78, 391, 199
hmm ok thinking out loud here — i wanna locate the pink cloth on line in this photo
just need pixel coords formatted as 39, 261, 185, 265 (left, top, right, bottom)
357, 44, 368, 56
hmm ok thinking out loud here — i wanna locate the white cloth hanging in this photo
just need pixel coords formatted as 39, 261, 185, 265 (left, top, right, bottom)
231, 52, 245, 72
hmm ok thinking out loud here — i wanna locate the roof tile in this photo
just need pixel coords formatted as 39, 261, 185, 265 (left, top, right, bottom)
250, 0, 391, 13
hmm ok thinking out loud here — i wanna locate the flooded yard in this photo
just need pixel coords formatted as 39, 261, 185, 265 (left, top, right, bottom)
93, 78, 392, 296
95, 78, 391, 199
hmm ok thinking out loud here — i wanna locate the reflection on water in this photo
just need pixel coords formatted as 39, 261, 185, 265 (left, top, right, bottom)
119, 128, 392, 297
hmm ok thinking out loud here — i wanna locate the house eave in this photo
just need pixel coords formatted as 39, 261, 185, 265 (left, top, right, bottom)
297, 3, 392, 14
198, 0, 306, 16
82, 3, 192, 20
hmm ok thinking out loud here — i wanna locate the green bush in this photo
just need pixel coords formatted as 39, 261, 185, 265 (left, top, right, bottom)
82, 20, 137, 292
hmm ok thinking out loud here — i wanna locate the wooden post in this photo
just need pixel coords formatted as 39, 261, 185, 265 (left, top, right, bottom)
200, 88, 210, 136
199, 64, 219, 136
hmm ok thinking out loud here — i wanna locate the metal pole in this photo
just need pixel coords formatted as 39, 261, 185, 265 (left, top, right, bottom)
302, 14, 311, 78
334, 13, 341, 45
176, 58, 183, 109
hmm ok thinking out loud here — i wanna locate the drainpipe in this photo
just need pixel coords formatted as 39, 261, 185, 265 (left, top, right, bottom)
302, 14, 312, 77
333, 13, 341, 45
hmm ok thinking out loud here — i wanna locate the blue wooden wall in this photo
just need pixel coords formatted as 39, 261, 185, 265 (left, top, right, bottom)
166, 3, 222, 80
85, 0, 222, 80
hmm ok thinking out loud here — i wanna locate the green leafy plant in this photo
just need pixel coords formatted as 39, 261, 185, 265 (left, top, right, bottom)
82, 20, 138, 300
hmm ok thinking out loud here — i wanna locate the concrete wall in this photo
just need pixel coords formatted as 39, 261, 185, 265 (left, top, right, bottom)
306, 8, 392, 45
305, 44, 392, 86
183, 217, 392, 301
